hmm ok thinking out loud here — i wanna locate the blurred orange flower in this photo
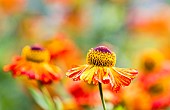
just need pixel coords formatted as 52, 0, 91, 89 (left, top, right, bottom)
3, 45, 61, 84
44, 32, 82, 69
66, 46, 138, 91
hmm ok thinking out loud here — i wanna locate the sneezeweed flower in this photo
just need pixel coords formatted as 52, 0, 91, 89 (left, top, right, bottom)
66, 46, 138, 110
3, 45, 61, 84
66, 46, 138, 91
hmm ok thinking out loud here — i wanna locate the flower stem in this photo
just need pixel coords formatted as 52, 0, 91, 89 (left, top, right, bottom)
98, 82, 106, 110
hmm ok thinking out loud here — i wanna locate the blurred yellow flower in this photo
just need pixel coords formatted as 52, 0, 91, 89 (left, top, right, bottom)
3, 45, 61, 84
66, 46, 138, 91
139, 49, 164, 73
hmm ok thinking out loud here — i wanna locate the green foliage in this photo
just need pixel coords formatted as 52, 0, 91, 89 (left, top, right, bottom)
29, 87, 63, 110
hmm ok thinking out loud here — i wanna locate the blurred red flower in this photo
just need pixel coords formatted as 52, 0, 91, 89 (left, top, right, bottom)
67, 81, 100, 107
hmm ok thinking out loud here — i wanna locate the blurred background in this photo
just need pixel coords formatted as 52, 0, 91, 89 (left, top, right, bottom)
1, 0, 170, 110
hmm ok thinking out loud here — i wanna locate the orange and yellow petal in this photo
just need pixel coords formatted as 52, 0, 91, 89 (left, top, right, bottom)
4, 56, 61, 84
108, 67, 138, 91
67, 66, 112, 85
66, 65, 138, 91
66, 64, 90, 81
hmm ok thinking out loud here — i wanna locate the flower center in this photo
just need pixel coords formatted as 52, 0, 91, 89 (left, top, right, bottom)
86, 46, 116, 67
144, 59, 155, 72
22, 45, 50, 63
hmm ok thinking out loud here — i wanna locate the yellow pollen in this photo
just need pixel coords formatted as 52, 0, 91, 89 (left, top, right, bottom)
22, 46, 50, 63
86, 48, 116, 67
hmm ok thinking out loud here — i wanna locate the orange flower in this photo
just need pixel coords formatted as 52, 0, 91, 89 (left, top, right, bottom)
66, 46, 138, 91
44, 33, 82, 69
3, 45, 61, 84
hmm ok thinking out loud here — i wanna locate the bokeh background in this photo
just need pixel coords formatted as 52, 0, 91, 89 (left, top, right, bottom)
1, 0, 170, 110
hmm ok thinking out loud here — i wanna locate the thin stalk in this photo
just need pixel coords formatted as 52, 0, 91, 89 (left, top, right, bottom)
98, 83, 106, 110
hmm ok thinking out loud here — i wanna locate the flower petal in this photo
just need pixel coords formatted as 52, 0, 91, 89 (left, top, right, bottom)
4, 56, 61, 84
108, 67, 138, 91
113, 67, 138, 79
93, 67, 110, 84
80, 66, 95, 84
66, 65, 90, 81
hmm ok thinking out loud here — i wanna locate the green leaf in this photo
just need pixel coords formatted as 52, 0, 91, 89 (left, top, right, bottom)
29, 87, 48, 110
41, 86, 56, 110
53, 97, 63, 110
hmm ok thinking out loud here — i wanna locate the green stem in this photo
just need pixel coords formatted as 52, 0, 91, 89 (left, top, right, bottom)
98, 83, 106, 110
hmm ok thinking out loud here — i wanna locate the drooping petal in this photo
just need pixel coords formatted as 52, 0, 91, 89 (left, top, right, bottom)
113, 67, 138, 79
80, 66, 95, 84
66, 64, 90, 81
108, 67, 138, 91
93, 67, 110, 84
3, 56, 61, 84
